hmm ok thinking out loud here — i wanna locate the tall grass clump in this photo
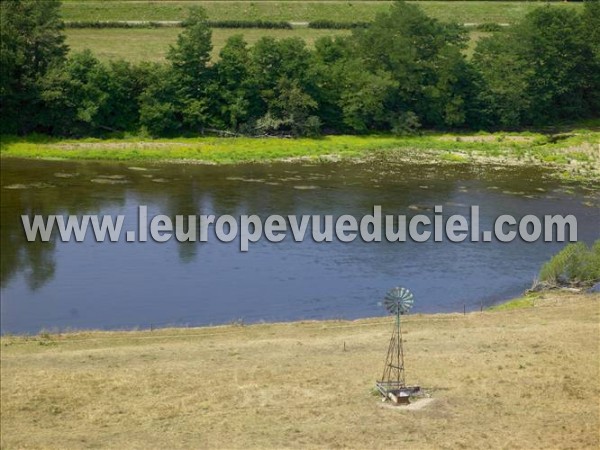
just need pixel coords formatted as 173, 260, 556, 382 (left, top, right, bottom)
539, 241, 600, 287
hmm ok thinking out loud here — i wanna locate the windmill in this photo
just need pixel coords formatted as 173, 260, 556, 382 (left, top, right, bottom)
376, 286, 420, 404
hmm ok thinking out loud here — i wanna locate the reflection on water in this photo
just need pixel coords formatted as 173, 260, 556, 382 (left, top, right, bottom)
1, 158, 599, 334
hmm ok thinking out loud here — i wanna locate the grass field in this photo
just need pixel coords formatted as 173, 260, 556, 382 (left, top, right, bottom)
1, 292, 598, 448
2, 128, 599, 182
64, 28, 491, 62
65, 27, 350, 62
61, 1, 582, 63
60, 1, 583, 24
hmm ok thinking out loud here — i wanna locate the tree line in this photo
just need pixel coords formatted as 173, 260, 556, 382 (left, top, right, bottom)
1, 0, 599, 137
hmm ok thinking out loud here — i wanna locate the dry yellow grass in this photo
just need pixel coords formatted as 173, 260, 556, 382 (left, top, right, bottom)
1, 292, 599, 449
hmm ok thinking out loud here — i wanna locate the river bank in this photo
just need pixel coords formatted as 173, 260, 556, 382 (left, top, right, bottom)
2, 128, 599, 183
1, 291, 598, 449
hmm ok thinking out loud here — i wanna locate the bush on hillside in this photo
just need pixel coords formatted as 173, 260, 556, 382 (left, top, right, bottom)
539, 240, 600, 287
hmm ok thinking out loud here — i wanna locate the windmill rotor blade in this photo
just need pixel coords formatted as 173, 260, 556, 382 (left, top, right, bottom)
383, 286, 414, 315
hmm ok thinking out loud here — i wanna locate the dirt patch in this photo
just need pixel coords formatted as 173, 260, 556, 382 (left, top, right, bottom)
56, 142, 188, 150
438, 135, 535, 143
380, 397, 437, 411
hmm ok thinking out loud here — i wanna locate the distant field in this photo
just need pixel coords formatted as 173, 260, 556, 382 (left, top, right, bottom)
65, 28, 490, 62
62, 1, 582, 63
65, 28, 350, 62
60, 1, 582, 24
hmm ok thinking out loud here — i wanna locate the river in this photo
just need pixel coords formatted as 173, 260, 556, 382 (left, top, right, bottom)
1, 158, 598, 334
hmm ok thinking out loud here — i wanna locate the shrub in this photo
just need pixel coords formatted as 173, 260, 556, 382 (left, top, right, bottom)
539, 240, 600, 286
65, 21, 175, 29
473, 23, 505, 32
207, 20, 292, 29
64, 20, 293, 30
391, 111, 421, 136
308, 20, 369, 30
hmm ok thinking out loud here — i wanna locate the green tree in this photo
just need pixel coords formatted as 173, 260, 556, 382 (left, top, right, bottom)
0, 0, 67, 133
582, 0, 600, 59
138, 65, 181, 136
338, 61, 397, 133
257, 77, 320, 136
37, 50, 107, 136
474, 6, 599, 126
247, 37, 320, 135
472, 35, 531, 128
351, 1, 472, 128
211, 35, 253, 130
310, 35, 353, 131
581, 0, 600, 113
167, 7, 212, 88
167, 7, 214, 132
139, 6, 214, 135
95, 60, 156, 132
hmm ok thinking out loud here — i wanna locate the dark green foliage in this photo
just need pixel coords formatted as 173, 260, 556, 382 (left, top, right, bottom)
136, 7, 215, 136
98, 60, 157, 132
350, 2, 474, 129
168, 7, 212, 87
138, 65, 182, 136
1, 1, 599, 137
64, 20, 293, 29
210, 35, 253, 130
0, 0, 67, 133
582, 0, 600, 58
471, 23, 505, 32
338, 61, 397, 133
256, 78, 320, 136
243, 37, 322, 136
36, 51, 157, 136
64, 21, 174, 29
308, 21, 369, 30
581, 0, 600, 112
473, 5, 600, 127
36, 50, 107, 135
206, 20, 292, 29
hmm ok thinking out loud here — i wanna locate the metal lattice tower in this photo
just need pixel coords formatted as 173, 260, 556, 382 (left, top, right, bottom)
376, 287, 417, 402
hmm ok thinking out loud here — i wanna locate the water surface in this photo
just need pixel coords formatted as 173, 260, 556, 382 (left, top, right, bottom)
1, 158, 598, 334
